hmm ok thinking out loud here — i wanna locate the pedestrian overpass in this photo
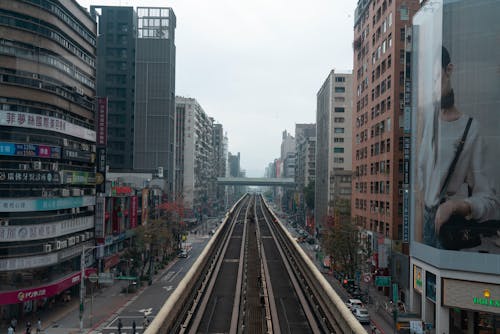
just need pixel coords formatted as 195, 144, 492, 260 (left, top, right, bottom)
216, 177, 295, 187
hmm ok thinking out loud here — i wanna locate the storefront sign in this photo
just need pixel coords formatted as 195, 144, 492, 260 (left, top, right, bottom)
0, 215, 94, 242
0, 253, 58, 272
130, 196, 138, 228
62, 171, 96, 185
63, 148, 93, 163
0, 196, 96, 212
0, 269, 96, 305
0, 110, 96, 142
0, 171, 60, 184
112, 186, 132, 196
413, 265, 423, 294
0, 142, 61, 159
443, 279, 500, 313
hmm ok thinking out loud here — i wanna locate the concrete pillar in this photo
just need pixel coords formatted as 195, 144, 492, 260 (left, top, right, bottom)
467, 311, 474, 334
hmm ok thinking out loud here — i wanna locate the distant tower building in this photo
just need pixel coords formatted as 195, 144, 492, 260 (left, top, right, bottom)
315, 71, 353, 235
295, 124, 316, 227
0, 0, 97, 315
213, 123, 227, 212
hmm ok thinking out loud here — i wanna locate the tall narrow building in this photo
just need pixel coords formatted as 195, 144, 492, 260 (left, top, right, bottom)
91, 6, 136, 170
315, 71, 353, 236
0, 0, 97, 317
351, 0, 419, 295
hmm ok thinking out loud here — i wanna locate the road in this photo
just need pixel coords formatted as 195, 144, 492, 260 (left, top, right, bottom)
47, 219, 220, 334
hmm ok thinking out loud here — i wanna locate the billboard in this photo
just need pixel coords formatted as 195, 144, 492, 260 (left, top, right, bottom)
412, 0, 500, 256
0, 142, 61, 159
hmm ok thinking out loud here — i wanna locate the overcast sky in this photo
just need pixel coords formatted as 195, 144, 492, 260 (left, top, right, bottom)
80, 0, 357, 177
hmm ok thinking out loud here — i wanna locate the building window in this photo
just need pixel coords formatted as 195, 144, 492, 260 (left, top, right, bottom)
334, 137, 345, 143
335, 77, 346, 82
334, 107, 345, 113
334, 97, 345, 102
334, 147, 344, 153
334, 128, 345, 134
334, 157, 345, 163
334, 117, 345, 123
335, 86, 346, 93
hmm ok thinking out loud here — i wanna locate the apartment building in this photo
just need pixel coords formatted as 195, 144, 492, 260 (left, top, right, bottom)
315, 71, 353, 235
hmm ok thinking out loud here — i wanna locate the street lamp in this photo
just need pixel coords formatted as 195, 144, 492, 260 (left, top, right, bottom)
79, 244, 100, 333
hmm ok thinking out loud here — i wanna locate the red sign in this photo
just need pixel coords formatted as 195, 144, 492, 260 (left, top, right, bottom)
130, 196, 138, 228
104, 254, 120, 271
0, 268, 95, 305
112, 186, 132, 196
96, 97, 108, 146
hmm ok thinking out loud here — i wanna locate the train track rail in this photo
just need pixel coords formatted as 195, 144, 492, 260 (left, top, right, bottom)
145, 194, 366, 334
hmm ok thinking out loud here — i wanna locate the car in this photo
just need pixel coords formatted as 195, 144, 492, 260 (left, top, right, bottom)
178, 250, 188, 258
346, 298, 363, 311
353, 307, 370, 324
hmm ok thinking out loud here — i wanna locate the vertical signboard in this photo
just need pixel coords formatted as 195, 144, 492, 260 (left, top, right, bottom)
130, 196, 138, 228
95, 196, 105, 239
96, 97, 108, 194
141, 189, 149, 225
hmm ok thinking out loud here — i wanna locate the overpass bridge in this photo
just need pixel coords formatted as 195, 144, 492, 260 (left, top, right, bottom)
216, 177, 295, 187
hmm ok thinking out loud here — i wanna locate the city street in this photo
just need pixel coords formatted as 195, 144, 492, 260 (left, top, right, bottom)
37, 219, 220, 334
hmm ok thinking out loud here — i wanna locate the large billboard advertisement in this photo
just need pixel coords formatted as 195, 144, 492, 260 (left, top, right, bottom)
412, 0, 500, 258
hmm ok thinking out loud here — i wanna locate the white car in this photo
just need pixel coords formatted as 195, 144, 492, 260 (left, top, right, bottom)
346, 298, 363, 311
353, 307, 370, 324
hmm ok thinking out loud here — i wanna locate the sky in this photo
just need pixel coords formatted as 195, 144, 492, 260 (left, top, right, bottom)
80, 0, 358, 177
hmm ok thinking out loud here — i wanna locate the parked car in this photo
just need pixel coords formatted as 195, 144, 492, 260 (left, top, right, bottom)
178, 250, 188, 258
346, 298, 363, 311
353, 307, 370, 324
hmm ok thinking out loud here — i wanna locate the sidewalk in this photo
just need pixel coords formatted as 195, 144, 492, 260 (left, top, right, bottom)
300, 244, 394, 334
0, 258, 179, 334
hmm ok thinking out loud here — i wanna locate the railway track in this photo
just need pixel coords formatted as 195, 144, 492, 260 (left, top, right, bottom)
145, 194, 366, 334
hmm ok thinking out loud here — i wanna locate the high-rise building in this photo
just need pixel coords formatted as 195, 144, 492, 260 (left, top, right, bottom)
0, 0, 96, 315
351, 0, 419, 254
295, 124, 316, 228
92, 6, 176, 195
212, 123, 227, 212
315, 71, 353, 235
175, 97, 215, 216
91, 6, 136, 170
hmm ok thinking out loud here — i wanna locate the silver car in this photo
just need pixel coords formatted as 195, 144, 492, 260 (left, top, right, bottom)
353, 307, 370, 324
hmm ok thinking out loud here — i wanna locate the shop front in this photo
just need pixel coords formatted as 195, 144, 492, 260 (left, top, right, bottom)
0, 268, 96, 318
443, 279, 500, 334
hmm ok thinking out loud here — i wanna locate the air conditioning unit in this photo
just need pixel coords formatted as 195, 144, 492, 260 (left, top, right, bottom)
51, 163, 58, 171
80, 234, 86, 242
44, 244, 52, 252
85, 231, 91, 239
71, 188, 81, 196
63, 138, 69, 147
61, 189, 70, 197
19, 164, 29, 170
91, 188, 96, 195
61, 240, 68, 248
75, 235, 80, 243
76, 87, 84, 95
89, 231, 94, 238
32, 161, 42, 170
75, 207, 80, 213
68, 237, 75, 246
0, 219, 9, 227
56, 241, 62, 250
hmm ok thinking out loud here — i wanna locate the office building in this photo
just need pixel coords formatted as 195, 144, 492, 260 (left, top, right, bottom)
0, 0, 96, 316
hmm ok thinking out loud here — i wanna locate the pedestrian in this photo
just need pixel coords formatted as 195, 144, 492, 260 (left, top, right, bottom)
25, 321, 31, 334
132, 320, 136, 334
117, 318, 123, 334
143, 315, 149, 329
36, 319, 41, 334
10, 318, 17, 332
7, 325, 14, 334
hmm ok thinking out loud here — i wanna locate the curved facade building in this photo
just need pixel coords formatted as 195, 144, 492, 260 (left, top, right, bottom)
0, 0, 96, 317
